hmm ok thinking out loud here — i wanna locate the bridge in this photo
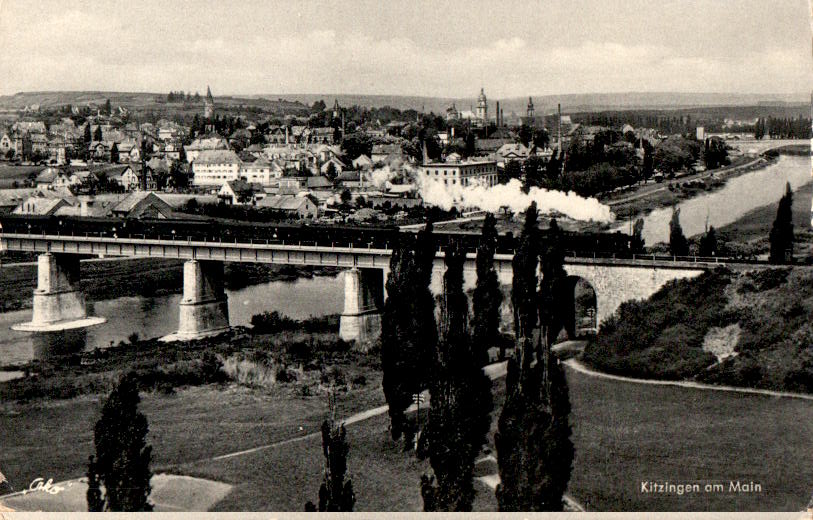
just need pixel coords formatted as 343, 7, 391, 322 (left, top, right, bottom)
1, 231, 741, 345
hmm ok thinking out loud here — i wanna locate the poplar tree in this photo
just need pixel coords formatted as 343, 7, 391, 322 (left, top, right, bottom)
381, 224, 437, 445
698, 225, 718, 257
472, 213, 503, 362
381, 234, 415, 441
512, 202, 539, 343
495, 207, 574, 512
87, 373, 152, 512
306, 420, 355, 512
630, 217, 646, 254
421, 242, 493, 511
769, 182, 794, 264
538, 218, 568, 356
669, 208, 689, 257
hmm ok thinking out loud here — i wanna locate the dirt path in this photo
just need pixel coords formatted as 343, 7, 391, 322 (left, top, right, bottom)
565, 358, 813, 401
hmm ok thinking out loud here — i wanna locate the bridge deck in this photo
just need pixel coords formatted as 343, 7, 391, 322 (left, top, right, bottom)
0, 232, 764, 272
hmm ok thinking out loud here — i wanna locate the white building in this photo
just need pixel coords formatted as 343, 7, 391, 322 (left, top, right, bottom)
418, 160, 498, 188
185, 136, 229, 163
239, 158, 282, 186
192, 149, 242, 186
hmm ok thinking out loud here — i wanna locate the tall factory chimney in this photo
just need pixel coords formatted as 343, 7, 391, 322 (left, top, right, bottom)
496, 101, 500, 127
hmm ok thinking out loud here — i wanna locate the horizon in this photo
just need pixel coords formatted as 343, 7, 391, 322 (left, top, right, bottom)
4, 89, 811, 100
0, 0, 810, 98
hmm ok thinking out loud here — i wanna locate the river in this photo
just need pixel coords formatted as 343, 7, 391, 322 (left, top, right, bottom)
613, 155, 811, 245
0, 275, 344, 367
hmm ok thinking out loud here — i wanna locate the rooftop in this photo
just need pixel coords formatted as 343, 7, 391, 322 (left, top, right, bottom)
194, 149, 242, 165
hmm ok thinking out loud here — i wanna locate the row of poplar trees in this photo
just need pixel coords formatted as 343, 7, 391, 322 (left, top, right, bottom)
668, 181, 794, 263
381, 204, 574, 512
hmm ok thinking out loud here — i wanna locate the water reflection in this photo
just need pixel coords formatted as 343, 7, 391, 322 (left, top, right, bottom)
31, 327, 87, 362
0, 275, 345, 366
614, 155, 811, 245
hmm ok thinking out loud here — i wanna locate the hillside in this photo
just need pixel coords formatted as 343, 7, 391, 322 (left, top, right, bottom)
582, 266, 813, 393
1, 90, 807, 116
0, 91, 311, 117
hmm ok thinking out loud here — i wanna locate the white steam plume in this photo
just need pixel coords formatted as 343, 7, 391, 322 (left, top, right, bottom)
364, 163, 615, 223
368, 165, 398, 189
417, 177, 615, 223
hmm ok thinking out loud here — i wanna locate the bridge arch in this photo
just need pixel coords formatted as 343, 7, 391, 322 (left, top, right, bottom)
562, 262, 706, 329
562, 275, 597, 338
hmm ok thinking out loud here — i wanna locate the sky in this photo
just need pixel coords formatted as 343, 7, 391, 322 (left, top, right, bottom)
0, 0, 811, 98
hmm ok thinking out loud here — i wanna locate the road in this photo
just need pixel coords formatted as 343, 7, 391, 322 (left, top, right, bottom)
564, 358, 813, 401
604, 138, 808, 207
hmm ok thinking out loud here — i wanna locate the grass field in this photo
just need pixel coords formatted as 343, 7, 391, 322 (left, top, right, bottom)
567, 367, 813, 511
3, 362, 813, 511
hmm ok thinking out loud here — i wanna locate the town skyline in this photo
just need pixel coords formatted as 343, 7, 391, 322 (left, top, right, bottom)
1, 0, 811, 98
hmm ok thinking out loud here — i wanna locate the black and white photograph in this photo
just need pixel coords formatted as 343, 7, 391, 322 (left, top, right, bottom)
0, 0, 811, 514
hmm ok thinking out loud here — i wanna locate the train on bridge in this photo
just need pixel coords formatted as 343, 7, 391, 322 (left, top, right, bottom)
0, 214, 634, 257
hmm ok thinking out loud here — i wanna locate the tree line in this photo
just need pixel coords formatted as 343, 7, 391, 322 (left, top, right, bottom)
166, 91, 202, 104
381, 209, 574, 511
753, 116, 811, 140
668, 182, 794, 264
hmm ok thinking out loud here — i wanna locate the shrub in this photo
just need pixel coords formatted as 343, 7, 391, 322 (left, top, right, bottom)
250, 311, 340, 335
584, 269, 733, 381
222, 356, 277, 388
250, 311, 297, 333
737, 268, 790, 294
275, 365, 298, 383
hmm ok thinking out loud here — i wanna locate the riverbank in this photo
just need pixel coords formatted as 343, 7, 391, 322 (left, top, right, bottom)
607, 152, 777, 221
0, 258, 340, 313
713, 181, 813, 262
0, 313, 366, 398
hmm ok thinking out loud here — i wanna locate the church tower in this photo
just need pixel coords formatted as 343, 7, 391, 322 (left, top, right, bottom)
476, 88, 488, 124
204, 86, 215, 120
527, 97, 535, 119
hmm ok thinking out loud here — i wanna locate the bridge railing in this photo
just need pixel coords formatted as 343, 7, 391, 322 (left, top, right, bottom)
562, 250, 769, 265
12, 228, 391, 253
8, 228, 772, 265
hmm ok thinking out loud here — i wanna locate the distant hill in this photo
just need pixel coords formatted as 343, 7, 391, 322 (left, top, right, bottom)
0, 91, 311, 117
0, 90, 807, 117
265, 92, 810, 116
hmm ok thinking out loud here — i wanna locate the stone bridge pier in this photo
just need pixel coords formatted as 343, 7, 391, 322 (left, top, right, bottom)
12, 253, 106, 332
339, 267, 384, 347
161, 259, 230, 342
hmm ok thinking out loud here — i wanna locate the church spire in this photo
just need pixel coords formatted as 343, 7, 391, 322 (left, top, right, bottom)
204, 86, 215, 120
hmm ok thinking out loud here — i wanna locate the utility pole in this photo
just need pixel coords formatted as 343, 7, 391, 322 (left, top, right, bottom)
558, 103, 566, 176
